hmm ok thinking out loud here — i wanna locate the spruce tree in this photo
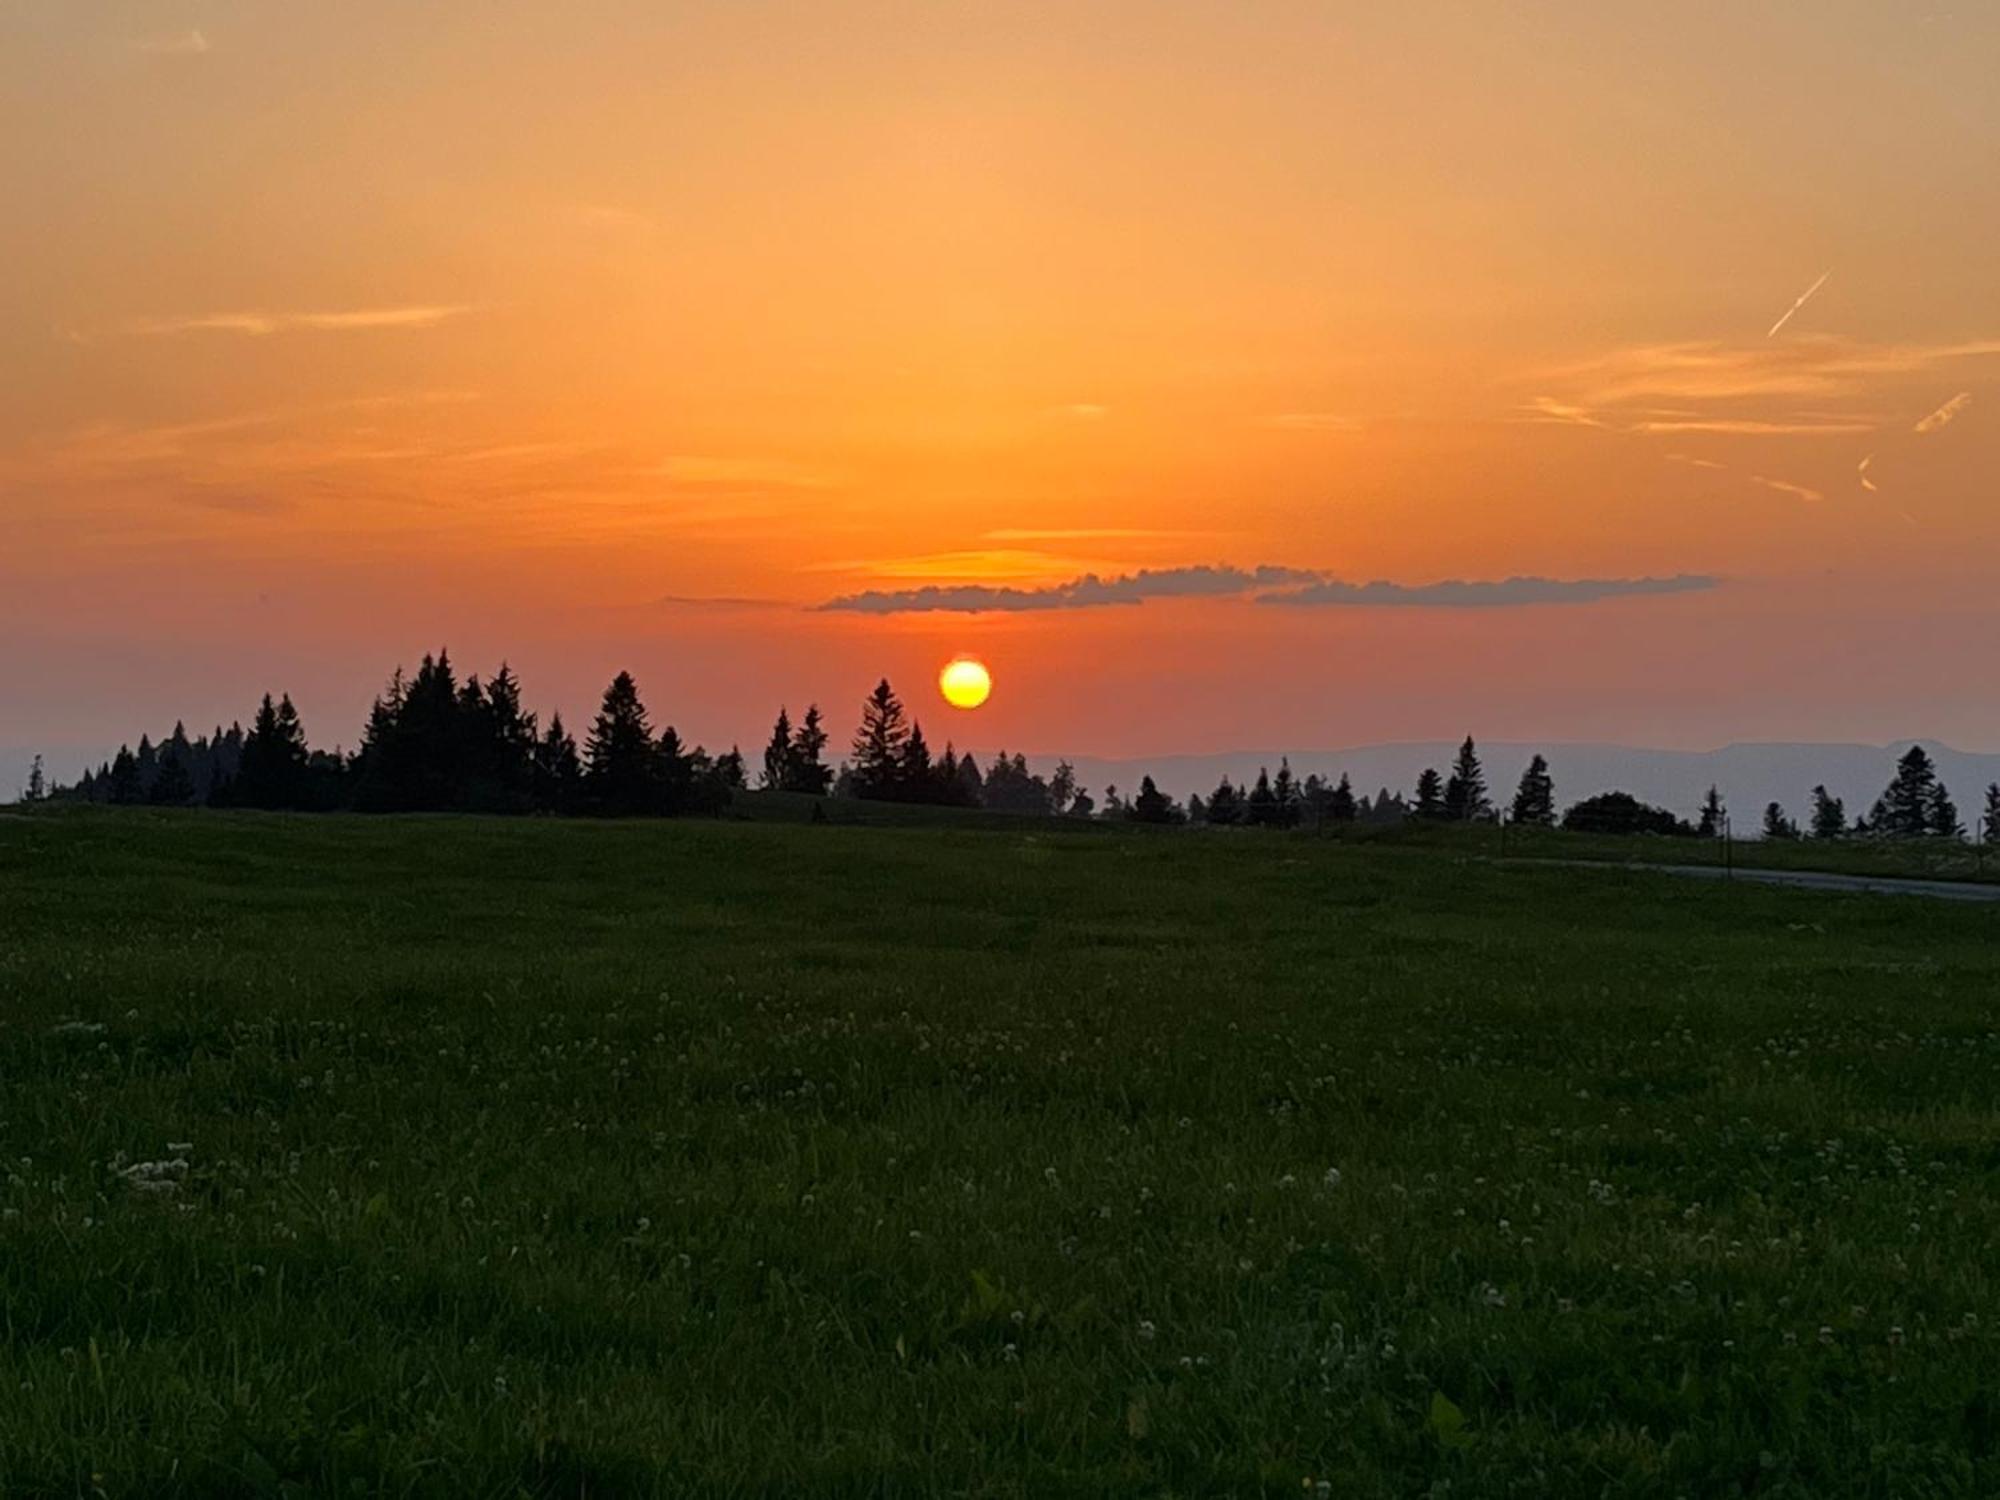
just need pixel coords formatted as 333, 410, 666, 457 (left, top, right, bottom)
762, 708, 793, 790
1928, 782, 1964, 841
108, 747, 142, 805
1245, 768, 1277, 826
533, 713, 582, 813
1984, 783, 2000, 847
236, 693, 310, 809
1878, 746, 1939, 837
1762, 801, 1797, 840
1328, 772, 1358, 823
1808, 784, 1846, 840
1413, 767, 1445, 819
1443, 737, 1488, 821
788, 705, 832, 795
1697, 785, 1726, 838
23, 755, 46, 804
1509, 754, 1555, 827
150, 743, 196, 806
1272, 759, 1300, 828
584, 671, 661, 815
899, 721, 935, 801
1207, 776, 1242, 825
850, 680, 911, 799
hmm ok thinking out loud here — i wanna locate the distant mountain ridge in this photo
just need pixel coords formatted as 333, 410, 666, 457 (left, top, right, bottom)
1027, 741, 2000, 827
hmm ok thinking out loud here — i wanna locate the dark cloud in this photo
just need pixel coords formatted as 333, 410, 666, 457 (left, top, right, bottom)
1258, 574, 1718, 608
818, 564, 1720, 614
817, 564, 1317, 614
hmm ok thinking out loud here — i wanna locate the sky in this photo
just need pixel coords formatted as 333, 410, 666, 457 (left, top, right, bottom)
4, 1, 1999, 777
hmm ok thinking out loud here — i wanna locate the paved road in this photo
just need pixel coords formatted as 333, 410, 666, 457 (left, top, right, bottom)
1522, 859, 2000, 904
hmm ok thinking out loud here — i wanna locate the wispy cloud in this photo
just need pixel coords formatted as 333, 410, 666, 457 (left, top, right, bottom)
1858, 454, 1878, 492
1259, 574, 1718, 609
1665, 453, 1726, 471
134, 30, 210, 56
123, 305, 473, 337
1747, 474, 1823, 504
1630, 416, 1875, 436
1546, 337, 2000, 406
1914, 391, 1973, 434
1048, 403, 1109, 420
818, 564, 1317, 614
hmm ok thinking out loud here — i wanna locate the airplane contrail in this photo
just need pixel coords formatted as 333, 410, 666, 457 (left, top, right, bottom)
1767, 270, 1831, 338
1915, 391, 1972, 434
1858, 454, 1878, 492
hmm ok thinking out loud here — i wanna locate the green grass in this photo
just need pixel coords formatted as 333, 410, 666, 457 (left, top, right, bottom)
4, 807, 2000, 1497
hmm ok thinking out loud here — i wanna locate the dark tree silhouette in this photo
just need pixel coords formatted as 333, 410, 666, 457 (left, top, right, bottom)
107, 747, 142, 805
1048, 760, 1078, 816
234, 693, 311, 810
1443, 736, 1489, 822
1206, 776, 1242, 825
585, 672, 662, 816
898, 721, 934, 799
788, 705, 832, 795
1983, 783, 2000, 846
1872, 746, 1942, 838
1412, 767, 1445, 820
23, 755, 47, 804
1327, 772, 1358, 823
1928, 782, 1963, 841
1762, 801, 1798, 840
150, 742, 196, 806
1271, 758, 1301, 829
1246, 768, 1277, 826
850, 679, 911, 800
1562, 791, 1691, 837
1697, 785, 1726, 838
761, 708, 794, 791
1509, 754, 1555, 827
1129, 775, 1178, 824
533, 713, 583, 813
1808, 784, 1846, 840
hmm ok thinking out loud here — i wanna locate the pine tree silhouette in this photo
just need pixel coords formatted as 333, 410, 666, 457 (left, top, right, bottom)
1509, 755, 1555, 827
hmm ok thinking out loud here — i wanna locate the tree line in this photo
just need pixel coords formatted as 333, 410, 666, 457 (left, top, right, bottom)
31, 667, 2000, 844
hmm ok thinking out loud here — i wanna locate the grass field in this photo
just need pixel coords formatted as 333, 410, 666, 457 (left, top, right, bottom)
5, 807, 2000, 1497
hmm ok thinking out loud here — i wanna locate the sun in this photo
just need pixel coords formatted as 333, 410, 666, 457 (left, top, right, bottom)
939, 656, 992, 710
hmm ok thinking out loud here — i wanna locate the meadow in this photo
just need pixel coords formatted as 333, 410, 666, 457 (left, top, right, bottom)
4, 806, 1999, 1497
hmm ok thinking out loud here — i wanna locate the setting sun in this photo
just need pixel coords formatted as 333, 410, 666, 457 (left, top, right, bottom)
939, 657, 993, 711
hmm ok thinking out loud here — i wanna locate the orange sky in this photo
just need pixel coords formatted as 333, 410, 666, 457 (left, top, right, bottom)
4, 2, 1999, 771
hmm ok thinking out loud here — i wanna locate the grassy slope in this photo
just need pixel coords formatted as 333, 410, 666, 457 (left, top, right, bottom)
3, 808, 1999, 1497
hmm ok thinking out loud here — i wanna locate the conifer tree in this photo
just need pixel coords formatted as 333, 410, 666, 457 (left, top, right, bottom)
1413, 767, 1445, 819
533, 713, 582, 813
585, 671, 661, 815
899, 721, 934, 800
150, 743, 196, 806
1762, 801, 1798, 839
788, 705, 832, 795
1877, 746, 1940, 838
236, 693, 310, 809
1207, 776, 1242, 825
23, 755, 46, 804
1509, 754, 1555, 827
108, 748, 142, 805
1697, 785, 1726, 838
1328, 772, 1358, 823
1246, 768, 1277, 826
1982, 783, 2000, 847
1928, 782, 1963, 841
762, 708, 794, 790
1443, 736, 1489, 821
1808, 784, 1846, 840
1272, 758, 1301, 828
850, 680, 911, 800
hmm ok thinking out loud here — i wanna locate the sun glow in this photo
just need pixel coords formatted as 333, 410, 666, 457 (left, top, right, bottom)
939, 656, 993, 710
